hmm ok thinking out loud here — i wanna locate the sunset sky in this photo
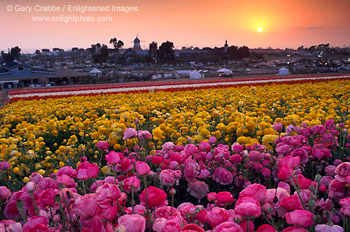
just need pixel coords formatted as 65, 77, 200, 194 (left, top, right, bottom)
0, 0, 349, 52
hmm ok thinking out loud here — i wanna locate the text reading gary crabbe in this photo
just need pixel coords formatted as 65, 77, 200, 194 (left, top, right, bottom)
6, 5, 138, 14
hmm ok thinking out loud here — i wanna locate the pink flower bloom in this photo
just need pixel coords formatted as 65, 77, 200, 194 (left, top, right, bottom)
285, 210, 314, 227
280, 195, 303, 211
278, 165, 294, 181
235, 197, 262, 218
339, 197, 350, 216
162, 142, 174, 152
184, 162, 200, 182
315, 224, 343, 232
0, 186, 11, 201
135, 161, 150, 175
73, 194, 98, 218
239, 219, 254, 232
213, 221, 243, 232
155, 206, 181, 219
199, 141, 211, 152
0, 161, 10, 170
213, 167, 233, 185
95, 141, 109, 151
182, 224, 206, 232
231, 154, 243, 163
184, 144, 198, 156
4, 201, 19, 220
282, 227, 308, 232
56, 174, 76, 188
187, 180, 209, 200
29, 172, 43, 184
76, 161, 99, 180
140, 186, 168, 209
216, 191, 235, 204
39, 188, 59, 207
122, 177, 140, 193
262, 168, 271, 178
248, 151, 264, 161
335, 162, 350, 182
56, 166, 76, 178
209, 136, 217, 144
159, 169, 177, 187
138, 130, 152, 140
118, 214, 146, 232
36, 178, 58, 190
96, 183, 122, 209
232, 143, 244, 153
276, 144, 292, 155
238, 184, 267, 202
123, 128, 137, 140
279, 156, 300, 169
152, 218, 167, 232
207, 207, 229, 227
105, 151, 121, 165
256, 224, 277, 232
22, 216, 49, 231
272, 122, 283, 131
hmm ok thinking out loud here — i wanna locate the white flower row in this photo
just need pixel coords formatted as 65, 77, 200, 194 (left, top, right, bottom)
9, 75, 350, 100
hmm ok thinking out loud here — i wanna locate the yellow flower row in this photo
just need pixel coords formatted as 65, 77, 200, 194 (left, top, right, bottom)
0, 80, 349, 178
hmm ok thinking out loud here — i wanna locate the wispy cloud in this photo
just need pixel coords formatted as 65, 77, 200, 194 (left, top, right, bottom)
296, 26, 323, 30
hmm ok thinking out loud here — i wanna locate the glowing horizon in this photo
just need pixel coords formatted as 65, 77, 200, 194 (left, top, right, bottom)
0, 0, 349, 53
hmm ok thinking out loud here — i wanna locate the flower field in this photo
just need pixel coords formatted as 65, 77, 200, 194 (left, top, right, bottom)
1, 76, 350, 231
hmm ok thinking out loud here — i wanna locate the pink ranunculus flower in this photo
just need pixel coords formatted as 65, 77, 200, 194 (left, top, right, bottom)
122, 177, 140, 193
285, 210, 314, 227
290, 148, 309, 164
135, 161, 150, 175
29, 172, 43, 184
76, 161, 99, 180
315, 224, 343, 232
280, 195, 303, 211
105, 151, 121, 165
282, 227, 308, 232
56, 166, 76, 178
36, 177, 58, 190
4, 201, 20, 220
152, 218, 167, 232
22, 216, 49, 231
155, 206, 181, 219
140, 186, 168, 209
238, 183, 267, 202
207, 207, 229, 227
39, 188, 59, 207
278, 165, 294, 181
339, 197, 350, 216
184, 162, 200, 182
335, 162, 350, 182
123, 128, 137, 140
187, 180, 209, 200
216, 191, 235, 204
0, 161, 10, 170
232, 143, 244, 153
95, 141, 109, 151
118, 214, 146, 232
182, 224, 206, 232
162, 142, 174, 152
256, 224, 277, 232
272, 122, 283, 131
73, 194, 98, 219
213, 167, 233, 185
209, 136, 217, 144
96, 183, 122, 209
276, 144, 292, 155
235, 197, 262, 218
0, 186, 11, 201
199, 141, 211, 152
213, 221, 244, 232
279, 155, 300, 169
138, 130, 152, 140
159, 169, 177, 187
